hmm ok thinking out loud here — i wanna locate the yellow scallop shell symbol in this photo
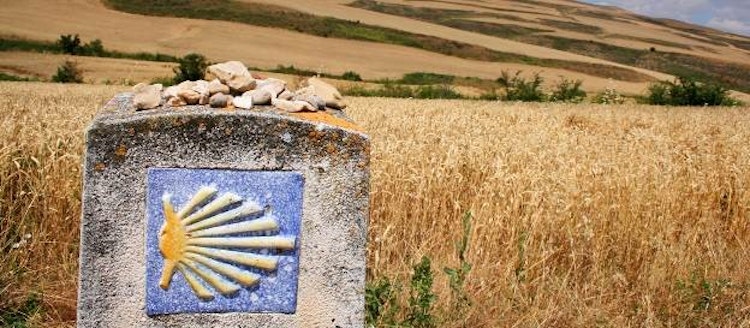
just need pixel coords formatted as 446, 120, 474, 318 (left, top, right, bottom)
158, 185, 296, 300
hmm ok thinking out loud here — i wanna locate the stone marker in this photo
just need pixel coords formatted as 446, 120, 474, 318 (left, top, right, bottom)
77, 93, 370, 327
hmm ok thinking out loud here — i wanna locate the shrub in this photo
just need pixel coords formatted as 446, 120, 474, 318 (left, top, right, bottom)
173, 53, 208, 83
478, 90, 501, 101
414, 85, 462, 99
550, 78, 586, 103
341, 83, 412, 98
676, 272, 731, 313
594, 87, 625, 104
151, 76, 176, 87
269, 64, 317, 76
82, 39, 105, 57
339, 85, 370, 97
400, 72, 455, 85
364, 255, 442, 327
497, 70, 546, 102
341, 70, 362, 81
367, 212, 473, 327
111, 51, 178, 62
405, 256, 436, 328
1, 293, 42, 327
443, 211, 473, 318
51, 61, 83, 83
2, 35, 179, 63
646, 83, 669, 105
57, 34, 82, 55
645, 76, 740, 106
365, 278, 400, 327
0, 37, 59, 53
342, 83, 466, 99
268, 65, 362, 80
0, 72, 34, 82
376, 83, 415, 98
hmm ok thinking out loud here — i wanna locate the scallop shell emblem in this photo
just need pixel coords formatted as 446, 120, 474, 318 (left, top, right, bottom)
158, 185, 296, 300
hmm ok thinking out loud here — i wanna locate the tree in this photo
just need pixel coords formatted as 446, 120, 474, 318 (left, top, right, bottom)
83, 39, 105, 56
52, 61, 83, 83
173, 53, 208, 83
58, 34, 82, 55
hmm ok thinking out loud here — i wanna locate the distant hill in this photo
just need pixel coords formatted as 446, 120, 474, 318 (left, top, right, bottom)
1, 0, 748, 96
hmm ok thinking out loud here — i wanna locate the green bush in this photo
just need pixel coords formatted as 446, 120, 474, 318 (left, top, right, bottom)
339, 85, 370, 97
1, 36, 178, 63
400, 72, 455, 85
0, 72, 34, 82
57, 34, 82, 55
497, 70, 546, 102
269, 64, 317, 76
173, 53, 208, 83
364, 213, 473, 327
341, 84, 412, 98
405, 256, 436, 328
364, 258, 437, 328
342, 83, 465, 99
414, 85, 462, 99
57, 34, 105, 56
443, 211, 473, 319
377, 83, 414, 98
646, 76, 740, 106
268, 65, 364, 80
1, 293, 42, 327
676, 271, 731, 313
82, 39, 105, 57
365, 278, 400, 327
550, 78, 586, 103
0, 37, 58, 53
341, 70, 362, 81
151, 76, 176, 87
478, 90, 502, 101
646, 82, 669, 105
108, 51, 178, 62
593, 87, 625, 104
364, 256, 438, 328
51, 61, 83, 83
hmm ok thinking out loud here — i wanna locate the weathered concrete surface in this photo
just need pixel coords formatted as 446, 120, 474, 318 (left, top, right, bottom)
77, 93, 369, 327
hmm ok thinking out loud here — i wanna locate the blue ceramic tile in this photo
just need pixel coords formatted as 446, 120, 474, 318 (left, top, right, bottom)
145, 168, 303, 316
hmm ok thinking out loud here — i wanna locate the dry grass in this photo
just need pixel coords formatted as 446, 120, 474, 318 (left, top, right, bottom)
2, 82, 750, 326
0, 83, 126, 327
353, 98, 750, 326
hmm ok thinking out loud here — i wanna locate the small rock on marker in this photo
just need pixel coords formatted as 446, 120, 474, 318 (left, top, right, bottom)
233, 96, 253, 109
209, 93, 232, 108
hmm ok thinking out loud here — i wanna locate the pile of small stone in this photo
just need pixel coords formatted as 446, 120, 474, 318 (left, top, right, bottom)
132, 61, 347, 112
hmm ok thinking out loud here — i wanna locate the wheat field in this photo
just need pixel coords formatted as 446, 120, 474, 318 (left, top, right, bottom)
1, 82, 749, 327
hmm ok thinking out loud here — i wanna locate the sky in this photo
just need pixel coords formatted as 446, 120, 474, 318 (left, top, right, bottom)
580, 0, 750, 36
